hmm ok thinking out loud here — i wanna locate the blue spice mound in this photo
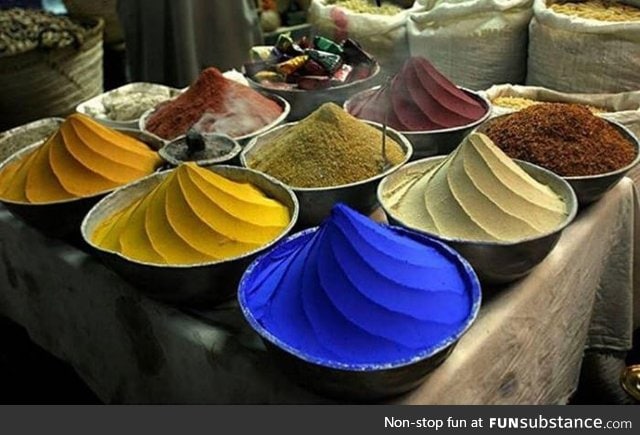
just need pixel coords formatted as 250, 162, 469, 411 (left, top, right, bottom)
239, 204, 481, 369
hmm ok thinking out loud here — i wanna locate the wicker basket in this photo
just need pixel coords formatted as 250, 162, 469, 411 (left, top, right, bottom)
0, 17, 104, 131
63, 0, 122, 44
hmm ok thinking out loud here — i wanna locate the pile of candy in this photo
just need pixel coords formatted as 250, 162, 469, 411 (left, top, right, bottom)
244, 34, 377, 91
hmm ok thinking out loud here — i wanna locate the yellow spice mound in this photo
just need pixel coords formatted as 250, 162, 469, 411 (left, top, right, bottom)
91, 163, 290, 265
0, 113, 162, 203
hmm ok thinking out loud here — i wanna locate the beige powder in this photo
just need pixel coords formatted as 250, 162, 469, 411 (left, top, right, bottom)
387, 133, 567, 242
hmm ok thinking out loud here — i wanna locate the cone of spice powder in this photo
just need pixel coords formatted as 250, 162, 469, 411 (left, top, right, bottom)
0, 114, 162, 203
91, 162, 291, 265
145, 67, 283, 141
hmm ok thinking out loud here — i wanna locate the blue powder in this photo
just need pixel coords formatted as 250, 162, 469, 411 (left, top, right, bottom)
239, 204, 481, 368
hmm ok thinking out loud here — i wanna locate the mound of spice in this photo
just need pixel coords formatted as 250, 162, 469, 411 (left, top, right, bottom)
240, 203, 478, 366
491, 96, 603, 114
246, 103, 406, 188
384, 133, 567, 242
145, 67, 283, 140
91, 163, 290, 265
485, 103, 636, 177
0, 114, 161, 203
348, 56, 487, 131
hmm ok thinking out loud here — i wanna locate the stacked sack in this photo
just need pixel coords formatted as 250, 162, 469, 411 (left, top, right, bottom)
308, 0, 425, 72
527, 0, 640, 93
407, 0, 533, 90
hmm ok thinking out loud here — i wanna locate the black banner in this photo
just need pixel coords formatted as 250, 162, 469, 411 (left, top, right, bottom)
0, 406, 637, 435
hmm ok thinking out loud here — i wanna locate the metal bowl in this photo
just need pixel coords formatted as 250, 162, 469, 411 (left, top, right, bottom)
238, 226, 481, 401
81, 165, 299, 307
477, 116, 640, 205
344, 86, 492, 160
0, 129, 163, 240
76, 82, 181, 130
378, 157, 578, 284
241, 121, 413, 228
159, 133, 242, 167
0, 117, 63, 164
139, 93, 291, 146
247, 63, 381, 121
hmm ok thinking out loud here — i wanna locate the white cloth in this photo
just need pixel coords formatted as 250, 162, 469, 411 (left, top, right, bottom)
0, 180, 637, 403
407, 0, 533, 90
527, 0, 640, 93
117, 0, 262, 88
308, 0, 425, 73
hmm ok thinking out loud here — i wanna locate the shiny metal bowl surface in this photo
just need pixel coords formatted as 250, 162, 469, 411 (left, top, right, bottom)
0, 117, 63, 164
0, 129, 163, 240
81, 165, 299, 307
247, 63, 381, 121
139, 93, 291, 146
159, 133, 242, 167
241, 120, 413, 228
238, 225, 481, 401
344, 86, 492, 160
378, 157, 578, 284
477, 116, 640, 206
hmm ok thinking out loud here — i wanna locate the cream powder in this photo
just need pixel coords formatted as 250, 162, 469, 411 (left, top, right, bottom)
387, 133, 567, 242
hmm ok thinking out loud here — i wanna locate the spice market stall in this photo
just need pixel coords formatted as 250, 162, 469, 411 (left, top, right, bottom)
0, 178, 637, 403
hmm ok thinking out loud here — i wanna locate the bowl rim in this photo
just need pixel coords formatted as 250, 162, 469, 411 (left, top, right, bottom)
343, 85, 493, 135
377, 155, 579, 247
80, 164, 300, 269
478, 114, 640, 181
240, 120, 414, 192
0, 117, 64, 142
0, 129, 163, 206
245, 61, 381, 94
138, 92, 291, 143
76, 82, 183, 125
237, 224, 482, 371
158, 132, 243, 166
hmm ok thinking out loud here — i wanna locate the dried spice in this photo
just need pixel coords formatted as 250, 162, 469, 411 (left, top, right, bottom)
550, 1, 640, 22
0, 8, 88, 56
91, 163, 290, 265
491, 96, 604, 114
485, 103, 636, 177
247, 103, 405, 188
145, 67, 282, 140
0, 114, 162, 203
385, 133, 567, 242
325, 0, 404, 15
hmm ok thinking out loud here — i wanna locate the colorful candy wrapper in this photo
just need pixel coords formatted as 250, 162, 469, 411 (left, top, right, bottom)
307, 49, 342, 74
331, 64, 353, 84
313, 36, 344, 55
277, 55, 308, 75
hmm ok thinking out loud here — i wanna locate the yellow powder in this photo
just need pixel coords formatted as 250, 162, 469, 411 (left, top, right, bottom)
0, 113, 162, 203
386, 133, 568, 242
91, 162, 291, 265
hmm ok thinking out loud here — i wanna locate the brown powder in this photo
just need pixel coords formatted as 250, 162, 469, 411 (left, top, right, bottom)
248, 103, 406, 188
484, 103, 636, 177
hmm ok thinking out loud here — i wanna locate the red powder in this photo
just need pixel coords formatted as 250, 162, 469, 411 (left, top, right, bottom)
146, 67, 283, 140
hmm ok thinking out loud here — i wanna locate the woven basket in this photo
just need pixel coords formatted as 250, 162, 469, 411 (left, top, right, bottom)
0, 17, 104, 131
63, 0, 122, 44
